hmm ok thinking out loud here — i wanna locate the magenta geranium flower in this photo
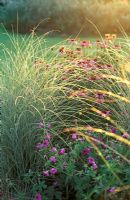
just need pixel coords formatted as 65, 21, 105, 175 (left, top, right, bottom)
45, 134, 51, 140
36, 143, 45, 149
47, 123, 52, 129
92, 162, 98, 170
71, 133, 78, 140
111, 127, 116, 134
49, 156, 57, 163
108, 187, 116, 193
36, 139, 49, 149
106, 156, 110, 160
88, 157, 95, 165
50, 168, 57, 175
35, 192, 42, 200
42, 139, 49, 148
51, 147, 57, 152
123, 133, 129, 139
37, 122, 44, 129
59, 148, 65, 155
43, 170, 49, 177
82, 148, 91, 155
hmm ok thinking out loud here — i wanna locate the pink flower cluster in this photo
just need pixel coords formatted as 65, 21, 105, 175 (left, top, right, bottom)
42, 146, 66, 177
36, 139, 49, 149
88, 157, 98, 170
82, 147, 91, 155
81, 147, 98, 170
43, 168, 58, 177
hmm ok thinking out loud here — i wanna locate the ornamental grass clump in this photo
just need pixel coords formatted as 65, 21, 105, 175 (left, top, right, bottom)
0, 33, 73, 196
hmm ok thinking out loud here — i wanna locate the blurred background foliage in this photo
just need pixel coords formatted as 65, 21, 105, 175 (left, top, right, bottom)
0, 0, 130, 35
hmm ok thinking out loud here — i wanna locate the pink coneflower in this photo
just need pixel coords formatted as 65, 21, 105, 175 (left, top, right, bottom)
113, 44, 121, 50
77, 91, 87, 97
59, 47, 65, 54
81, 40, 92, 47
67, 39, 78, 44
98, 41, 108, 49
